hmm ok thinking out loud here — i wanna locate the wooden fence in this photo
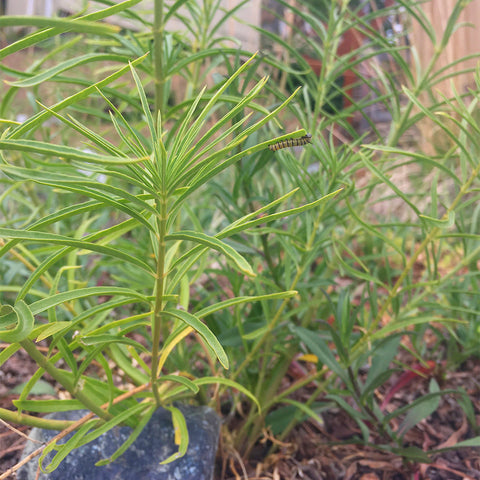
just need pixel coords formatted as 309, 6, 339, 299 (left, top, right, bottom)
411, 0, 480, 97
411, 1, 480, 152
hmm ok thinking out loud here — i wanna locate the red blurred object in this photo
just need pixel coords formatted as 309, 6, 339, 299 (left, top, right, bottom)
380, 360, 437, 411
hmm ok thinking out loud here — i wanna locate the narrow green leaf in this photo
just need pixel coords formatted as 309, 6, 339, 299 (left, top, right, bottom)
160, 406, 189, 464
371, 315, 464, 341
13, 399, 84, 412
291, 326, 349, 384
0, 228, 153, 274
167, 230, 255, 277
36, 322, 72, 342
78, 334, 148, 353
326, 393, 371, 442
0, 0, 142, 61
8, 53, 132, 88
282, 398, 324, 426
129, 64, 156, 143
96, 405, 156, 466
362, 335, 402, 398
8, 53, 148, 139
419, 211, 456, 229
0, 16, 119, 34
447, 436, 480, 449
41, 421, 95, 473
222, 189, 343, 238
163, 308, 229, 369
397, 379, 440, 436
0, 343, 21, 365
359, 151, 421, 217
195, 291, 297, 318
78, 402, 148, 447
0, 139, 147, 164
10, 380, 56, 396
30, 287, 150, 315
0, 300, 34, 342
389, 446, 431, 463
242, 326, 269, 340
45, 403, 147, 472
163, 376, 260, 412
159, 374, 199, 394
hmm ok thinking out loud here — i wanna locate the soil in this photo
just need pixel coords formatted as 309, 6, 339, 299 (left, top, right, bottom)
1, 346, 480, 479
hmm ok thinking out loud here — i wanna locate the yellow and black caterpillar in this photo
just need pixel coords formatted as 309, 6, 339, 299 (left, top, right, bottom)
268, 133, 312, 152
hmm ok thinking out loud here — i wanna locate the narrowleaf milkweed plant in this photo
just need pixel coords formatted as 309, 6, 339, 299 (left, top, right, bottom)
0, 52, 335, 471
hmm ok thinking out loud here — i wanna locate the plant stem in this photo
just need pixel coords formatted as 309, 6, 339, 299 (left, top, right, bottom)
234, 204, 328, 452
151, 194, 168, 406
153, 0, 165, 123
0, 407, 76, 430
233, 204, 327, 381
20, 339, 112, 421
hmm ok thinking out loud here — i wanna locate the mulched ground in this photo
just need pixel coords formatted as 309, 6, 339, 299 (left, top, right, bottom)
2, 344, 480, 479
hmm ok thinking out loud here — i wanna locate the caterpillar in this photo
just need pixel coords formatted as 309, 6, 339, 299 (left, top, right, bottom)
268, 133, 312, 152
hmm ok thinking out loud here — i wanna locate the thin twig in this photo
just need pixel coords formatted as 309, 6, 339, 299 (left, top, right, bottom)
0, 418, 42, 443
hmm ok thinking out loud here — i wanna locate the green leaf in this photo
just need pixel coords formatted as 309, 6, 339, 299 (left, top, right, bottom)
7, 53, 148, 139
78, 334, 149, 353
13, 399, 83, 412
77, 402, 148, 447
448, 436, 480, 448
389, 446, 431, 463
0, 139, 147, 164
371, 315, 465, 341
359, 151, 421, 217
291, 326, 349, 384
362, 335, 402, 398
0, 228, 153, 274
163, 308, 229, 369
163, 376, 260, 412
0, 16, 119, 34
326, 393, 371, 442
0, 343, 21, 365
40, 421, 95, 473
45, 402, 148, 472
0, 0, 142, 61
222, 189, 343, 238
35, 322, 73, 342
282, 398, 324, 427
419, 211, 456, 229
29, 287, 150, 315
167, 230, 255, 277
0, 300, 34, 342
10, 380, 57, 397
159, 374, 199, 394
95, 405, 156, 466
397, 379, 440, 436
195, 291, 297, 318
8, 53, 132, 88
160, 406, 189, 464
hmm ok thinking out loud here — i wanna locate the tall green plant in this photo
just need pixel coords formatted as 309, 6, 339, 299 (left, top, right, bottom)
0, 0, 328, 474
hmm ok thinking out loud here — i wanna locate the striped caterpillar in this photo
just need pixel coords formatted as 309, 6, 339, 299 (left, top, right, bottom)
268, 133, 312, 151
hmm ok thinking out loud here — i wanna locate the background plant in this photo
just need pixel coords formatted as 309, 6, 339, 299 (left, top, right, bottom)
200, 0, 480, 465
1, 0, 480, 477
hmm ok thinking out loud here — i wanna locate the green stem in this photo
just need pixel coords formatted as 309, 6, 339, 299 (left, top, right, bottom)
234, 203, 329, 452
153, 0, 165, 123
0, 407, 78, 430
20, 339, 112, 421
150, 194, 168, 406
233, 205, 327, 381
